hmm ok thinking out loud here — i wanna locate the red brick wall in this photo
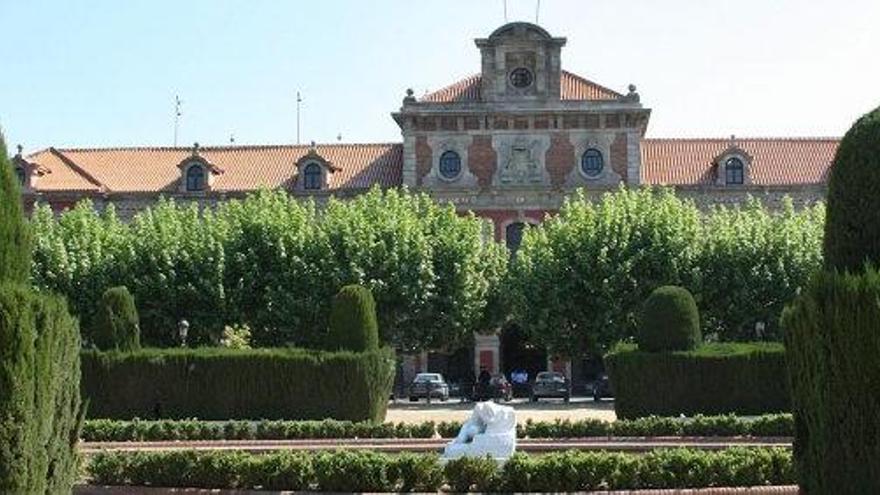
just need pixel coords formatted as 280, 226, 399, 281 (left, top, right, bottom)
468, 135, 497, 189
546, 133, 575, 188
415, 136, 432, 186
611, 132, 628, 182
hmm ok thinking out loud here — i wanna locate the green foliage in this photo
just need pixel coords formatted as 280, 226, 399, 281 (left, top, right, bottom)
638, 285, 701, 352
93, 286, 140, 351
699, 198, 824, 340
0, 285, 83, 492
32, 188, 505, 350
510, 187, 703, 356
0, 133, 31, 285
782, 268, 880, 493
606, 343, 789, 419
80, 413, 792, 442
326, 284, 379, 352
86, 448, 794, 491
81, 347, 395, 421
824, 106, 880, 271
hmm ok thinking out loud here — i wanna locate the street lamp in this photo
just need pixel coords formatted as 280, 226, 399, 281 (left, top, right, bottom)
178, 319, 190, 347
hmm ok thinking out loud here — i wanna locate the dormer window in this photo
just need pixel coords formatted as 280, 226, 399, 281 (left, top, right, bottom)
303, 162, 322, 190
725, 157, 744, 185
14, 166, 27, 187
176, 143, 223, 193
186, 164, 206, 191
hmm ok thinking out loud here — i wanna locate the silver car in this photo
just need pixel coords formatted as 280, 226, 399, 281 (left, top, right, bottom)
408, 373, 450, 401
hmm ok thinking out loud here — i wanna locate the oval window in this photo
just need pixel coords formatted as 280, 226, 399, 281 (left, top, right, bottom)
439, 150, 462, 180
581, 148, 604, 178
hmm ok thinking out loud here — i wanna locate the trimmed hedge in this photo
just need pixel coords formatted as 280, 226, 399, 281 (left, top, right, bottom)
87, 448, 795, 491
606, 343, 789, 419
783, 269, 880, 493
93, 286, 141, 351
638, 285, 701, 352
81, 347, 395, 421
80, 414, 794, 442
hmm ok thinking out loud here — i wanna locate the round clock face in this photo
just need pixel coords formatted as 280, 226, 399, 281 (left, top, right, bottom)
509, 67, 533, 88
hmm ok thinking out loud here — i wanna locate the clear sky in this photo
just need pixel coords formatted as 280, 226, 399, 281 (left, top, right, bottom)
2, 0, 879, 151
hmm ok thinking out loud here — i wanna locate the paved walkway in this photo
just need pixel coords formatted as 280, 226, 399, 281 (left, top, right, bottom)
386, 396, 618, 424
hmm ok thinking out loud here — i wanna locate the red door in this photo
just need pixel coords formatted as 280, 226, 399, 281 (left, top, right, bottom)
479, 350, 494, 373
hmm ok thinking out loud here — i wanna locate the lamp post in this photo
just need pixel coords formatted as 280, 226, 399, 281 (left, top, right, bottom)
178, 319, 189, 347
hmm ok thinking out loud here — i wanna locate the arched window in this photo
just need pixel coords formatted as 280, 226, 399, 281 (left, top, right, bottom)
186, 164, 206, 191
506, 222, 527, 258
303, 163, 322, 190
439, 150, 462, 180
725, 157, 744, 185
14, 167, 26, 187
581, 148, 604, 178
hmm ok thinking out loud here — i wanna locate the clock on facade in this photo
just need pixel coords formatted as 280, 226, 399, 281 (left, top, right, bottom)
509, 67, 533, 88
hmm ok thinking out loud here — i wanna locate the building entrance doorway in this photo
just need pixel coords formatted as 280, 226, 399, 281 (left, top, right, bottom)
500, 323, 547, 397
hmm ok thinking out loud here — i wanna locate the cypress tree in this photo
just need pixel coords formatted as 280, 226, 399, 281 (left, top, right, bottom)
93, 286, 141, 351
0, 132, 31, 285
326, 285, 379, 352
0, 132, 82, 492
824, 105, 880, 271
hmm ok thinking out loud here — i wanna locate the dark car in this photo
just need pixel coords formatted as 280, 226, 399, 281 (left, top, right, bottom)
530, 371, 571, 402
473, 373, 513, 402
592, 373, 613, 401
408, 373, 450, 401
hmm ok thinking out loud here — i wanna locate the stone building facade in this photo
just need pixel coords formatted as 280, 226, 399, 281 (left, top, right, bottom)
10, 22, 837, 383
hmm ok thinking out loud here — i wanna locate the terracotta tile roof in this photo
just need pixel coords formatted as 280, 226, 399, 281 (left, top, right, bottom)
27, 143, 402, 193
641, 138, 839, 186
420, 70, 622, 103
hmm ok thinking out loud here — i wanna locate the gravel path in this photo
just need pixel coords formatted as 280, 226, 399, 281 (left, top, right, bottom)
385, 397, 618, 424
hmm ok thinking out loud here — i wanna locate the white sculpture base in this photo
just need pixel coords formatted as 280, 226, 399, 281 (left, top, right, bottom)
442, 401, 516, 461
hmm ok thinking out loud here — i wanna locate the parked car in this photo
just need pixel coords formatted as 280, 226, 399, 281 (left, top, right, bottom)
592, 373, 613, 401
473, 373, 513, 402
530, 371, 571, 402
408, 373, 450, 401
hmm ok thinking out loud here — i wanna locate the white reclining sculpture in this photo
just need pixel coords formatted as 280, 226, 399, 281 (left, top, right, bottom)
442, 401, 516, 460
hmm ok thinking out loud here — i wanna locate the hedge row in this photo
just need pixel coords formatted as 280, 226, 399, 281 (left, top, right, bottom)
81, 347, 395, 421
87, 448, 794, 492
80, 414, 794, 442
606, 343, 789, 419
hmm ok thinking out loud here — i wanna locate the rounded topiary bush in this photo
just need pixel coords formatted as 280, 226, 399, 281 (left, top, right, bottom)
93, 286, 141, 351
326, 285, 379, 352
637, 285, 701, 352
824, 105, 880, 272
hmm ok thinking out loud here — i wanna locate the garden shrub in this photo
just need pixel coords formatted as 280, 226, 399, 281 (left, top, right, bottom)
326, 284, 379, 352
93, 286, 140, 351
0, 134, 83, 494
823, 105, 880, 271
638, 285, 701, 352
86, 448, 794, 491
783, 269, 880, 493
606, 343, 789, 418
81, 347, 395, 421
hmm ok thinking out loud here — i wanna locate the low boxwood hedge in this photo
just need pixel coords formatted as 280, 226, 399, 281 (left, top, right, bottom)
87, 448, 795, 491
80, 414, 794, 442
606, 343, 789, 419
81, 347, 396, 422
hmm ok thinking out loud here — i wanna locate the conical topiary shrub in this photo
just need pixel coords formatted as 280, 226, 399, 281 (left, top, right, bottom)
784, 105, 880, 493
637, 285, 701, 352
93, 286, 141, 351
326, 284, 379, 352
0, 132, 82, 492
824, 105, 880, 271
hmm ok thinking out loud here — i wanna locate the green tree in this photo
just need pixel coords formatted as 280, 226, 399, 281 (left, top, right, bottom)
326, 285, 379, 352
510, 187, 702, 357
824, 106, 880, 271
0, 132, 82, 492
93, 286, 141, 351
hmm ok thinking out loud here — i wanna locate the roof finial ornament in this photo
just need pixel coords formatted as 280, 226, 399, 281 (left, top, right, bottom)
730, 134, 737, 147
16, 144, 23, 156
403, 88, 416, 105
621, 83, 640, 103
309, 140, 317, 153
192, 142, 200, 156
